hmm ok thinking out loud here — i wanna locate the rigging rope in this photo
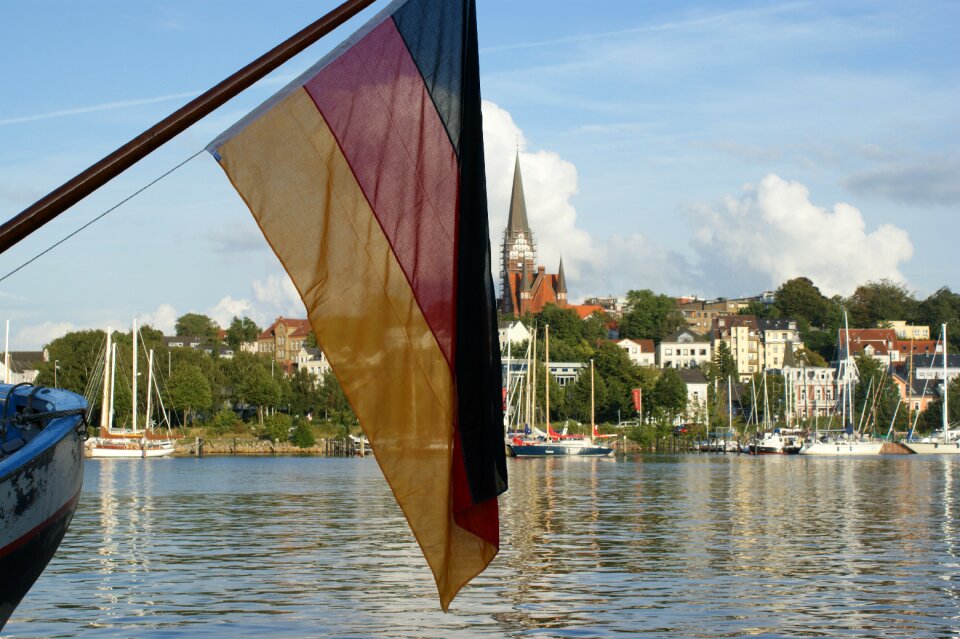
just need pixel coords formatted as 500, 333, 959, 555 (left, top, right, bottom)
0, 149, 205, 283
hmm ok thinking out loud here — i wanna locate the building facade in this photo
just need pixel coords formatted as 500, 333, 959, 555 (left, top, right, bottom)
257, 317, 312, 368
657, 329, 712, 369
714, 315, 763, 380
615, 338, 656, 367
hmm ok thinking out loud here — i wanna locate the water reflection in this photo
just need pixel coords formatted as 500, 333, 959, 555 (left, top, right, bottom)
5, 455, 960, 638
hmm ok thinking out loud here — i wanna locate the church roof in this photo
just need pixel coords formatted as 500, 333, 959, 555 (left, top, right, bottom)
506, 153, 530, 234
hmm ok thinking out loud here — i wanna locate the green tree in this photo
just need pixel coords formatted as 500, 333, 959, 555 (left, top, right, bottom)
208, 408, 241, 436
709, 341, 738, 383
262, 412, 292, 442
318, 370, 356, 424
846, 279, 918, 328
652, 368, 687, 421
773, 277, 834, 328
916, 287, 960, 353
240, 366, 282, 427
917, 378, 960, 434
36, 329, 109, 401
292, 419, 317, 448
225, 316, 261, 351
619, 289, 685, 341
167, 365, 213, 425
175, 313, 221, 343
794, 347, 828, 367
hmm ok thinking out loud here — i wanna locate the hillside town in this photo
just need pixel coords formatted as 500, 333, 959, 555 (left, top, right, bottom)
3, 158, 959, 440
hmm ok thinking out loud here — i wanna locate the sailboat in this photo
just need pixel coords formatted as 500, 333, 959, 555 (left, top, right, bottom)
749, 373, 802, 454
507, 325, 613, 457
800, 312, 882, 455
904, 324, 960, 454
86, 321, 175, 458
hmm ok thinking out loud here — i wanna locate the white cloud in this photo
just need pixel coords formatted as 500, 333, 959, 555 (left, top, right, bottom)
14, 321, 77, 350
137, 304, 178, 334
251, 273, 305, 320
691, 174, 914, 296
482, 101, 603, 298
207, 296, 253, 329
481, 100, 695, 300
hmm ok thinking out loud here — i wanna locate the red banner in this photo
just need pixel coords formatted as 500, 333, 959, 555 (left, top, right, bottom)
632, 388, 642, 413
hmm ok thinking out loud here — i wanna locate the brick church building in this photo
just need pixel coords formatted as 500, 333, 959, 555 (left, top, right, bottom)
498, 155, 567, 317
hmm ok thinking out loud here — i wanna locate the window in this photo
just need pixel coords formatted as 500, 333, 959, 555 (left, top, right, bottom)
700, 349, 707, 356
665, 348, 673, 355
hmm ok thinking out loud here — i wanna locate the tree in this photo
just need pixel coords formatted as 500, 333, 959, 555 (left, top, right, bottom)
292, 419, 316, 448
36, 329, 110, 401
709, 341, 738, 383
846, 279, 917, 328
916, 287, 960, 353
262, 412, 292, 442
317, 370, 356, 424
652, 368, 687, 421
240, 366, 282, 427
175, 313, 220, 343
773, 277, 832, 327
619, 289, 685, 341
794, 347, 828, 367
225, 316, 261, 351
167, 365, 213, 425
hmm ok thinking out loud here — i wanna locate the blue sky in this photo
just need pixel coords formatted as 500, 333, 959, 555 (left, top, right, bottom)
1, 0, 958, 348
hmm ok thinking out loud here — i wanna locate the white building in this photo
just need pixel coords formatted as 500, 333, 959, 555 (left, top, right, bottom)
657, 329, 712, 369
615, 338, 656, 367
295, 347, 332, 382
499, 320, 531, 350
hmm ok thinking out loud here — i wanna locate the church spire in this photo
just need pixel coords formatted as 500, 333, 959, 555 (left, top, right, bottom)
556, 257, 567, 295
506, 152, 530, 234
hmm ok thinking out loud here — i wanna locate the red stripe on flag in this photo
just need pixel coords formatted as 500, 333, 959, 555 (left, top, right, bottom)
305, 18, 459, 368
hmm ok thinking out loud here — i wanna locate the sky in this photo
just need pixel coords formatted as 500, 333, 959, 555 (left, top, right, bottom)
1, 0, 958, 349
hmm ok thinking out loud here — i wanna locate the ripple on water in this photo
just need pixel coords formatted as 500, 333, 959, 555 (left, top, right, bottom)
4, 454, 960, 638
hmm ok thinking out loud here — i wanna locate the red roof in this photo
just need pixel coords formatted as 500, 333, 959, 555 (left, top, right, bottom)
258, 317, 312, 340
571, 304, 603, 319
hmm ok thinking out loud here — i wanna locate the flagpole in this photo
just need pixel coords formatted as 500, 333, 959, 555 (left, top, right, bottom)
0, 0, 378, 254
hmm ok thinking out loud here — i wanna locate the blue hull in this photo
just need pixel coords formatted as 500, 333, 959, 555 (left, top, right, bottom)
508, 443, 614, 457
0, 385, 87, 630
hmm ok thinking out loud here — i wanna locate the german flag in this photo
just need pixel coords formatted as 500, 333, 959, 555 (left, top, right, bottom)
208, 0, 507, 610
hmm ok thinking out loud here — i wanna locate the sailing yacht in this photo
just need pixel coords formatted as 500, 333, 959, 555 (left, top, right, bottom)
86, 321, 175, 458
507, 325, 613, 457
904, 324, 960, 454
800, 312, 882, 455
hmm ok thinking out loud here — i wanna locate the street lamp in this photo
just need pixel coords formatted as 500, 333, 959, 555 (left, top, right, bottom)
54, 360, 60, 388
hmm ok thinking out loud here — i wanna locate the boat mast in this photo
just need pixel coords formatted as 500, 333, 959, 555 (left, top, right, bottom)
590, 358, 596, 443
727, 375, 733, 438
545, 324, 550, 438
504, 337, 511, 433
146, 349, 154, 434
100, 327, 112, 433
132, 318, 138, 433
943, 323, 949, 433
108, 342, 117, 431
530, 327, 537, 431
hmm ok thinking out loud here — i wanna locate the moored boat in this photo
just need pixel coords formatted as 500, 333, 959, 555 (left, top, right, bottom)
903, 324, 960, 455
0, 383, 88, 630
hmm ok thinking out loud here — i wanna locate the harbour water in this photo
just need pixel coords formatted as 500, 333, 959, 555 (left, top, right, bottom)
4, 454, 960, 638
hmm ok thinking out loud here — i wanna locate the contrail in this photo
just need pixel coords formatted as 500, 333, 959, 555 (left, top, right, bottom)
0, 90, 202, 126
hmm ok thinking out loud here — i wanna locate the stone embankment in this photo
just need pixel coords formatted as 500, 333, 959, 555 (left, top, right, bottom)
174, 437, 360, 457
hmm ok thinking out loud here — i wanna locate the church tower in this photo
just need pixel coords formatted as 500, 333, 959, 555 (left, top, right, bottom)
499, 154, 537, 314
